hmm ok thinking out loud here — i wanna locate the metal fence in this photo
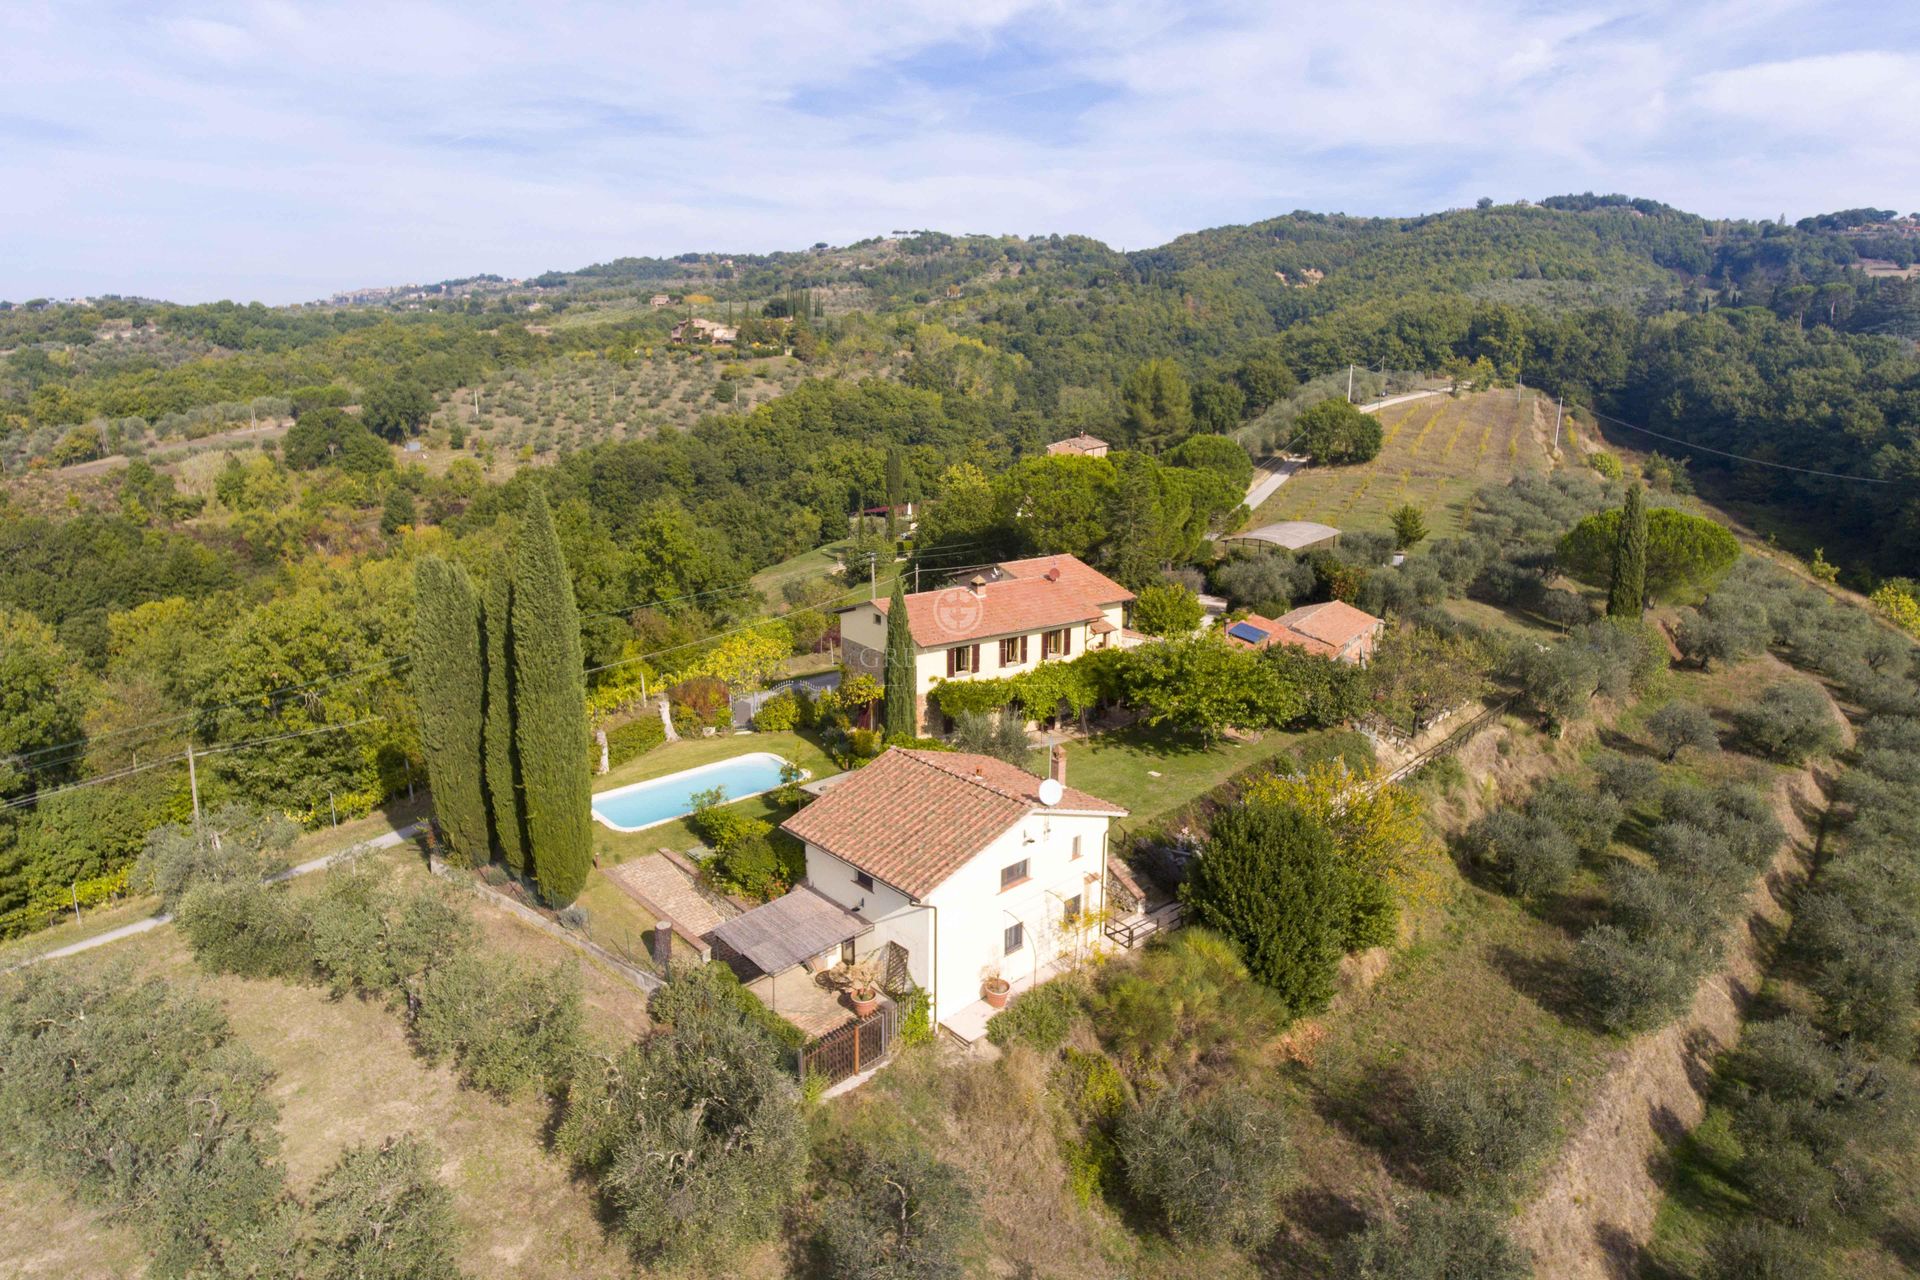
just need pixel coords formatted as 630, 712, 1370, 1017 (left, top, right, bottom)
798, 1001, 898, 1086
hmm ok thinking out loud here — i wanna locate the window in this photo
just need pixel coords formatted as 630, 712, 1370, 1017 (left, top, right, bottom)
1071, 834, 1083, 860
1043, 627, 1071, 657
999, 635, 1029, 666
1062, 895, 1082, 924
1000, 859, 1029, 890
946, 644, 981, 676
1004, 922, 1025, 955
853, 870, 874, 891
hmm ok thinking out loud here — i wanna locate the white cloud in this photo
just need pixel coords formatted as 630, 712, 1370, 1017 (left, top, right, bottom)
2, 0, 1916, 301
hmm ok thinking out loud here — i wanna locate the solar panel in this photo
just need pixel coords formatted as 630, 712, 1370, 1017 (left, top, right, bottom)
1227, 621, 1269, 644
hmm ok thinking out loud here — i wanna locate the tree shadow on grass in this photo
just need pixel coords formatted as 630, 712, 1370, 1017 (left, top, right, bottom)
1596, 725, 1659, 760
1259, 1186, 1369, 1279
1877, 1217, 1920, 1271
1488, 942, 1591, 1028
1306, 1065, 1432, 1190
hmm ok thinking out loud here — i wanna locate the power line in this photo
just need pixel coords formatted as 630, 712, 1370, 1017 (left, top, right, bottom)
1579, 406, 1899, 485
5, 655, 414, 775
2, 718, 384, 814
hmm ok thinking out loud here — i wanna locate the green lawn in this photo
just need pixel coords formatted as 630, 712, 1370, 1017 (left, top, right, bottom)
749, 537, 905, 607
1060, 722, 1341, 825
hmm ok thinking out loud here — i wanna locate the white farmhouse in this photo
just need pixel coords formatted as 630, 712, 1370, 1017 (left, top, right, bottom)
774, 744, 1127, 1041
837, 554, 1142, 734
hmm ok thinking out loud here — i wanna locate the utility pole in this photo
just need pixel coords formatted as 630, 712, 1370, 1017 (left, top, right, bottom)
869, 553, 877, 601
1346, 363, 1355, 403
187, 740, 201, 823
1553, 396, 1564, 453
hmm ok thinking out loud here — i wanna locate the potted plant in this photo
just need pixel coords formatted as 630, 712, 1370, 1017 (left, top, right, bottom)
982, 969, 1011, 1009
845, 960, 882, 1017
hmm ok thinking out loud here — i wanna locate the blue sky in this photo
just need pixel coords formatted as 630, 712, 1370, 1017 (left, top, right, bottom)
4, 0, 1918, 303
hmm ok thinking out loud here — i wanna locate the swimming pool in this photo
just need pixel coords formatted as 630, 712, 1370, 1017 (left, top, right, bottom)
590, 752, 800, 833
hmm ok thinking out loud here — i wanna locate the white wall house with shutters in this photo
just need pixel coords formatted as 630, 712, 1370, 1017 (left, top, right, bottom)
795, 803, 1112, 1029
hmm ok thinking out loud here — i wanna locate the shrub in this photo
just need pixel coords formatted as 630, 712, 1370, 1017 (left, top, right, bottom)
1465, 810, 1578, 901
1734, 681, 1841, 763
1180, 801, 1350, 1016
985, 981, 1082, 1052
1700, 1219, 1830, 1280
667, 675, 730, 725
811, 1135, 981, 1280
176, 879, 313, 979
558, 970, 805, 1268
1648, 701, 1719, 761
1536, 587, 1593, 630
413, 950, 583, 1098
305, 1136, 462, 1280
1333, 1194, 1532, 1280
1094, 929, 1286, 1077
1292, 398, 1383, 465
1570, 924, 1702, 1033
649, 960, 807, 1052
1118, 1085, 1293, 1246
1408, 1066, 1558, 1193
1527, 778, 1623, 862
305, 864, 397, 995
1053, 1047, 1128, 1126
752, 692, 799, 732
898, 987, 934, 1046
1132, 581, 1205, 638
950, 709, 1032, 766
603, 714, 666, 767
1592, 751, 1661, 805
133, 803, 299, 909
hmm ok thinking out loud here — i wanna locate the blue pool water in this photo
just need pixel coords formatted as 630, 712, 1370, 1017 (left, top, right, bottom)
590, 752, 798, 832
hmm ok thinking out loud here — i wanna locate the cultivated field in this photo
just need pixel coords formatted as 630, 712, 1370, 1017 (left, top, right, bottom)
1245, 389, 1560, 539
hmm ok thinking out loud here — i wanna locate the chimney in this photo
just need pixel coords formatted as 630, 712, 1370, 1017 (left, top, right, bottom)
969, 574, 988, 598
652, 920, 674, 977
1049, 744, 1067, 786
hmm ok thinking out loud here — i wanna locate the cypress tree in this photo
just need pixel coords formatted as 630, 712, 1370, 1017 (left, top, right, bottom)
884, 444, 906, 541
1608, 483, 1649, 619
483, 571, 527, 875
881, 577, 918, 740
509, 488, 593, 906
411, 558, 489, 865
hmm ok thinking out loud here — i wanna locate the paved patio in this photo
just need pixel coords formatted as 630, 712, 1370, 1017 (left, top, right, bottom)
940, 954, 1075, 1045
759, 964, 868, 1040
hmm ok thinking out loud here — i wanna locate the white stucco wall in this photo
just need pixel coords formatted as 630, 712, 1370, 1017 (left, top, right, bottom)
800, 812, 1111, 1026
802, 843, 934, 991
924, 811, 1110, 1025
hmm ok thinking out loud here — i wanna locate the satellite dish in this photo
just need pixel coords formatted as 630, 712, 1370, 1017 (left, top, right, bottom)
1037, 778, 1064, 807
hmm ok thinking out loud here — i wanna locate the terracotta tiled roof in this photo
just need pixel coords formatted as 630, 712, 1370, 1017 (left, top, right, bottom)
1223, 601, 1379, 656
865, 575, 1100, 647
1045, 433, 1109, 455
1275, 600, 1382, 649
781, 748, 1127, 899
994, 554, 1134, 606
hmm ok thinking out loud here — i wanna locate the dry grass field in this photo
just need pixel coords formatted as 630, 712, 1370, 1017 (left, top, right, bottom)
1245, 389, 1560, 540
0, 847, 691, 1280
